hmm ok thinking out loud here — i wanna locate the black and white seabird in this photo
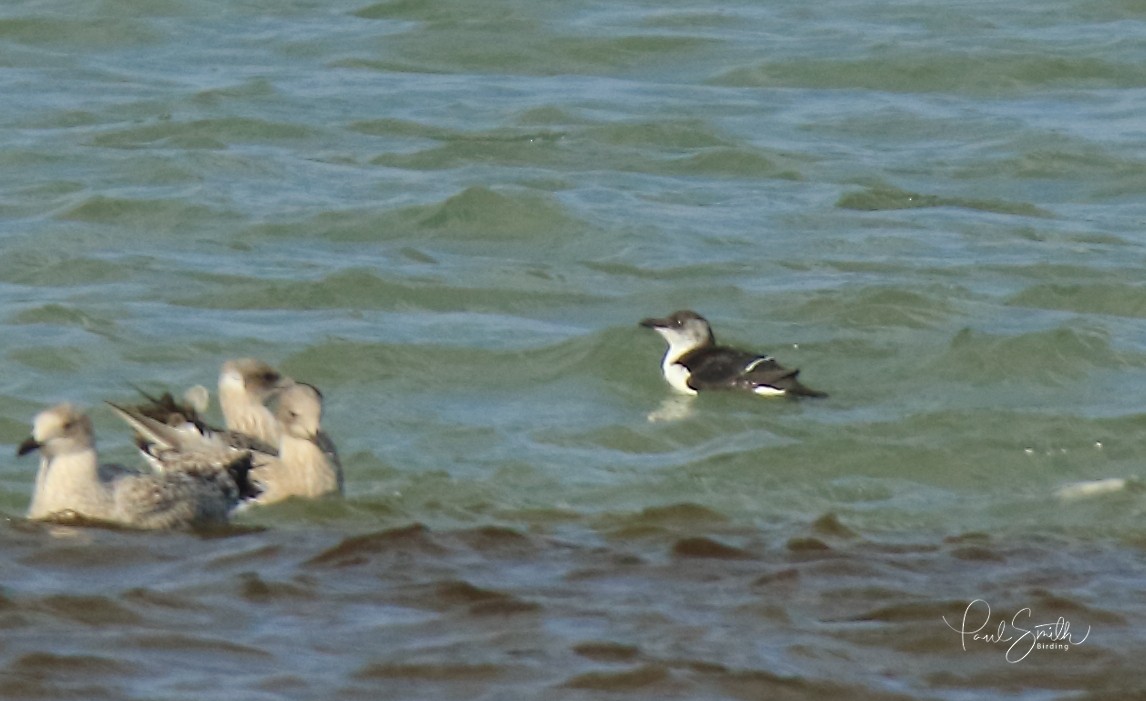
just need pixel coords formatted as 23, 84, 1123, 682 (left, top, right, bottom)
640, 310, 826, 398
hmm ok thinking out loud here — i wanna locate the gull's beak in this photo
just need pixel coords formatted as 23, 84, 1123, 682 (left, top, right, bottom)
640, 317, 669, 329
17, 436, 42, 457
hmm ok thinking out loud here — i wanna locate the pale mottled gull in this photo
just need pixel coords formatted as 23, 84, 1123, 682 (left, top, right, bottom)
218, 358, 291, 446
112, 382, 278, 474
18, 403, 257, 530
111, 382, 342, 505
106, 400, 273, 472
252, 382, 342, 504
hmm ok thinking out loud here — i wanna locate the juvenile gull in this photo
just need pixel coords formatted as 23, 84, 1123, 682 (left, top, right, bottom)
113, 381, 278, 473
19, 403, 257, 530
218, 358, 291, 446
106, 400, 275, 475
640, 310, 826, 398
251, 382, 342, 504
111, 383, 342, 505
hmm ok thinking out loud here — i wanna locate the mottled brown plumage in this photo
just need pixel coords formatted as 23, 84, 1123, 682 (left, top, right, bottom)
19, 403, 253, 530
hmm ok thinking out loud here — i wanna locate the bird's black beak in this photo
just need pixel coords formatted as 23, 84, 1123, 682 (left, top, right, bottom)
640, 317, 668, 329
17, 437, 41, 457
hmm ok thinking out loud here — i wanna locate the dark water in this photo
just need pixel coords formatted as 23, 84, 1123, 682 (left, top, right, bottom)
4, 517, 1142, 700
3, 0, 1146, 698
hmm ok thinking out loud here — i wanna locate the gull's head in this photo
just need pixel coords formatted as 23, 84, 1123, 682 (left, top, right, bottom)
639, 310, 715, 359
18, 403, 94, 459
219, 358, 292, 401
275, 383, 324, 442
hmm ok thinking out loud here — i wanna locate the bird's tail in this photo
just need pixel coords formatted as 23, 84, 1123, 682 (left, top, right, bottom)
753, 369, 828, 398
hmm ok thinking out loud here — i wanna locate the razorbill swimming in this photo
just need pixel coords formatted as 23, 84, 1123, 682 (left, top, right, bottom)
640, 310, 826, 398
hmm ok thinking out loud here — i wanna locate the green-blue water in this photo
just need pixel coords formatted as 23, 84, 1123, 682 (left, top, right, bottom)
3, 0, 1146, 698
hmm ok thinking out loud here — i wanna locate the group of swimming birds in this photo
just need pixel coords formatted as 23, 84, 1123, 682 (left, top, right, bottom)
19, 358, 342, 530
16, 310, 824, 531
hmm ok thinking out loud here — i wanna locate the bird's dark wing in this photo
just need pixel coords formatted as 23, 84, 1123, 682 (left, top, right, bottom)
681, 347, 826, 397
679, 347, 773, 389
